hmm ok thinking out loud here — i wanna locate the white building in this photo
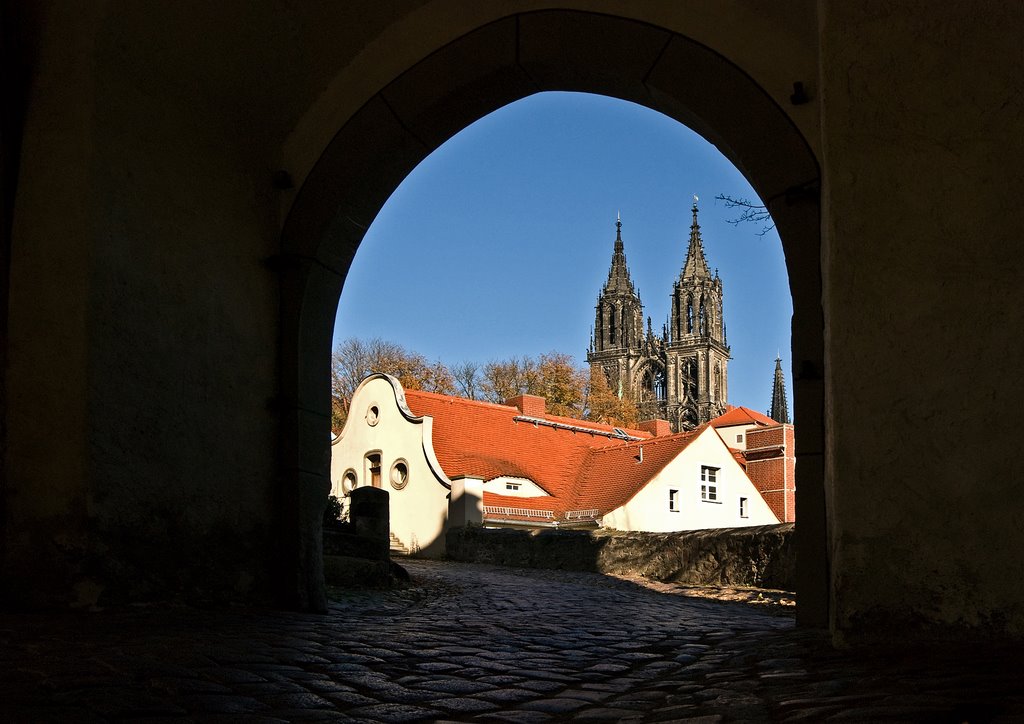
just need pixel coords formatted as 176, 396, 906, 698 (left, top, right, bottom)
331, 374, 780, 555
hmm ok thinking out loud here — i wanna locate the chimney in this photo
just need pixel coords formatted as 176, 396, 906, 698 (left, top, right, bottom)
637, 419, 672, 437
507, 394, 546, 417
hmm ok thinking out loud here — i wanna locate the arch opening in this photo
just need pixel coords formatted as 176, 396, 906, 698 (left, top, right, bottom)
279, 10, 823, 623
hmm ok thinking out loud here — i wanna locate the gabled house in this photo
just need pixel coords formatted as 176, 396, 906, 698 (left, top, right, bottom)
710, 406, 796, 523
331, 373, 781, 555
743, 423, 796, 523
710, 405, 778, 450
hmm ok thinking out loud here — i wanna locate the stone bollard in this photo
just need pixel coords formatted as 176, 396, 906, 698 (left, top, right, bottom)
349, 486, 390, 561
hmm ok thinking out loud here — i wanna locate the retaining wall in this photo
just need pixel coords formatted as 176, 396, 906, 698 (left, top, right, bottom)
446, 523, 795, 590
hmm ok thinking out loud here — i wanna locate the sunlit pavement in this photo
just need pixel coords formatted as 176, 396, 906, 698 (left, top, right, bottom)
2, 559, 1022, 722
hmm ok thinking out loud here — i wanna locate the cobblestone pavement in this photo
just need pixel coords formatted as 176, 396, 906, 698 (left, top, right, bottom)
2, 560, 1023, 722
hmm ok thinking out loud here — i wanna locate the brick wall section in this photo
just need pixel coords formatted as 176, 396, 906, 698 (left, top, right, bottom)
506, 394, 546, 416
447, 523, 795, 590
745, 424, 796, 522
747, 425, 785, 449
637, 419, 672, 437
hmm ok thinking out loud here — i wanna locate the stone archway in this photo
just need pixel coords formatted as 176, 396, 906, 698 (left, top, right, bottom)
278, 10, 824, 622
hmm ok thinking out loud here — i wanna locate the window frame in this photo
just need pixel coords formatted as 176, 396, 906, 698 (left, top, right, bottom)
390, 459, 409, 490
700, 465, 720, 504
341, 468, 357, 495
365, 451, 383, 488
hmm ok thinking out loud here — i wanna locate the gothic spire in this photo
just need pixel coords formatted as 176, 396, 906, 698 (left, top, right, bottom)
604, 213, 635, 295
769, 356, 791, 424
681, 196, 712, 280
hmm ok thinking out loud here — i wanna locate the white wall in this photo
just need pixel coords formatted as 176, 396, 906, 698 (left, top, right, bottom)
483, 477, 549, 498
330, 376, 451, 556
715, 423, 760, 450
603, 427, 778, 532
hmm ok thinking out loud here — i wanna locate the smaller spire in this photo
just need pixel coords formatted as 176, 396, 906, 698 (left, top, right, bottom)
601, 213, 636, 296
769, 356, 791, 424
681, 195, 712, 280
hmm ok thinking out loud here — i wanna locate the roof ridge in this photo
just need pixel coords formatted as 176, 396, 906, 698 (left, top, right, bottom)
404, 388, 516, 412
586, 426, 701, 455
537, 411, 650, 436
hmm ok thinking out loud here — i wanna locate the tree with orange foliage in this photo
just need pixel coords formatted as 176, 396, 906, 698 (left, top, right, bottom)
583, 364, 639, 427
331, 338, 455, 433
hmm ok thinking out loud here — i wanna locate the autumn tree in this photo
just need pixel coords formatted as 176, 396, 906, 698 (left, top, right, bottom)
451, 360, 481, 400
476, 352, 587, 417
332, 342, 595, 431
583, 364, 640, 427
479, 356, 539, 404
331, 337, 455, 433
535, 352, 587, 417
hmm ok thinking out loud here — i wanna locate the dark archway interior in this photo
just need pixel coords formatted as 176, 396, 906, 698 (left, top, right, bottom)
279, 11, 825, 622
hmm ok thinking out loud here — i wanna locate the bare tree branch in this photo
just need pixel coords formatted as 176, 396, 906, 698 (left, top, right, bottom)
715, 194, 775, 236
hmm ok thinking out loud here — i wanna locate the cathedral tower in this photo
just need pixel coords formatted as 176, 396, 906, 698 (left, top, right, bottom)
587, 200, 729, 431
663, 198, 730, 428
588, 215, 661, 407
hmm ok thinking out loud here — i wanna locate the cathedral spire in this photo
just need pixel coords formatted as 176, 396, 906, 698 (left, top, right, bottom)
604, 213, 634, 295
681, 196, 712, 280
769, 356, 791, 424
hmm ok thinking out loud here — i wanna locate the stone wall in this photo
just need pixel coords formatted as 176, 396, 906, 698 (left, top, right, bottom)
446, 524, 795, 590
322, 487, 401, 588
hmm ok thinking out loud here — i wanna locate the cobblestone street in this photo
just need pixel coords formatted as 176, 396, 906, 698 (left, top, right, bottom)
2, 560, 1023, 722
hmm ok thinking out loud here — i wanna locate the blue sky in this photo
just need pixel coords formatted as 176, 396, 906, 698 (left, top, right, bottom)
334, 92, 792, 416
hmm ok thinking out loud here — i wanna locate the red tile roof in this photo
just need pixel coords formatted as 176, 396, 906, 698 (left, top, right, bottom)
572, 428, 705, 514
709, 405, 777, 428
403, 389, 702, 518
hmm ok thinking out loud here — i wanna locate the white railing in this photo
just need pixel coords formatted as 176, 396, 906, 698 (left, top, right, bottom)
565, 509, 600, 521
483, 505, 554, 520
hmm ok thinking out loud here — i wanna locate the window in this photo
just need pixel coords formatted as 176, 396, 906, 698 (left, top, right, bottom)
341, 469, 357, 494
506, 482, 521, 491
736, 434, 743, 443
365, 404, 380, 426
700, 466, 719, 503
740, 496, 748, 518
390, 460, 409, 490
669, 489, 679, 512
366, 452, 382, 488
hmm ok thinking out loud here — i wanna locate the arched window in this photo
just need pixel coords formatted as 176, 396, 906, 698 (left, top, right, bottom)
640, 368, 655, 402
365, 452, 382, 488
699, 299, 708, 336
686, 295, 694, 333
680, 357, 698, 402
654, 367, 666, 400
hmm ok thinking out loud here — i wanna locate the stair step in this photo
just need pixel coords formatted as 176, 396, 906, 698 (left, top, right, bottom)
389, 532, 409, 556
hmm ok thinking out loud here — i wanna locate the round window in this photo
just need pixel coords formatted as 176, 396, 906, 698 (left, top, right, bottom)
390, 460, 409, 490
366, 404, 380, 426
341, 469, 357, 494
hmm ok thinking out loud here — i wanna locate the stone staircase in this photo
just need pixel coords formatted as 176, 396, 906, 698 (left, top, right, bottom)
389, 532, 409, 556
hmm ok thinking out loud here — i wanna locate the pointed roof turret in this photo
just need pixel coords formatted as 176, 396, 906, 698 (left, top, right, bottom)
769, 356, 791, 424
681, 196, 712, 280
603, 213, 636, 296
